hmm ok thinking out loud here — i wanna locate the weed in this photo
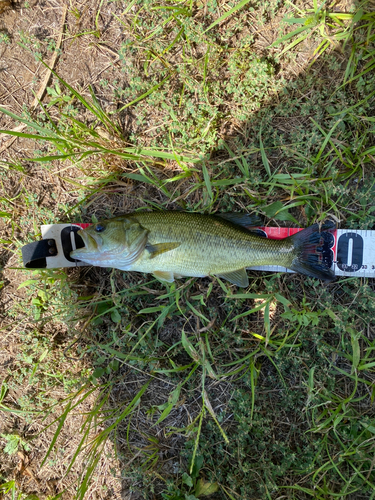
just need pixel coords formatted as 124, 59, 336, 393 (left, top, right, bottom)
1, 0, 375, 498
0, 32, 10, 44
1, 433, 31, 455
17, 29, 43, 61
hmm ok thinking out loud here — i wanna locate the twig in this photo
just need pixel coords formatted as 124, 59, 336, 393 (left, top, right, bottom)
0, 4, 68, 153
30, 4, 68, 111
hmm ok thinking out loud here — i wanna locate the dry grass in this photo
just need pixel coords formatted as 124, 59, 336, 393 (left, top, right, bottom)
1, 0, 375, 498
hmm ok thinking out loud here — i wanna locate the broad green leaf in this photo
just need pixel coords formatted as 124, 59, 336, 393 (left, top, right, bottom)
352, 8, 364, 23
195, 478, 219, 496
92, 367, 105, 379
110, 309, 121, 323
182, 472, 193, 487
350, 331, 360, 372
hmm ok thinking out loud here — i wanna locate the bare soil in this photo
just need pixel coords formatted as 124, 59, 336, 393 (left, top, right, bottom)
0, 1, 136, 498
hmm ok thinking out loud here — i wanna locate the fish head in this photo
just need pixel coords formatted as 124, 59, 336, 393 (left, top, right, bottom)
70, 217, 148, 269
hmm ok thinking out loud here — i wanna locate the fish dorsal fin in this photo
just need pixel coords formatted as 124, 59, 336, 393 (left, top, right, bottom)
215, 213, 262, 228
153, 270, 175, 282
146, 242, 180, 259
217, 268, 249, 287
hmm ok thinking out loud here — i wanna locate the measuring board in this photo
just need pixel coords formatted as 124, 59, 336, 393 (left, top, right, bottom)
20, 223, 375, 278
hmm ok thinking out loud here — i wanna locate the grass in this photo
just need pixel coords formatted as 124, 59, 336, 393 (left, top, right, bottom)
1, 0, 375, 498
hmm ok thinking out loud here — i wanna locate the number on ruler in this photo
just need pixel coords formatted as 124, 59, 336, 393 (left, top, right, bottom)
337, 233, 364, 272
311, 230, 335, 268
61, 226, 85, 263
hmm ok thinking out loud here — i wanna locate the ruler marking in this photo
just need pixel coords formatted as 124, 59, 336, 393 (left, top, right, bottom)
347, 237, 353, 267
40, 224, 375, 275
70, 229, 77, 252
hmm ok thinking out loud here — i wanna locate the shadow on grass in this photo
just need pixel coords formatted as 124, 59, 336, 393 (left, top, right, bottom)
1, 2, 375, 498
58, 20, 375, 500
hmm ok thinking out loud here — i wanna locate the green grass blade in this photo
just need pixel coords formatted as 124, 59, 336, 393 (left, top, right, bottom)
311, 117, 344, 163
264, 301, 271, 345
189, 407, 204, 474
118, 73, 173, 111
231, 299, 271, 321
270, 25, 310, 47
203, 0, 254, 33
278, 32, 311, 56
259, 129, 272, 178
41, 401, 72, 467
202, 162, 213, 201
203, 390, 229, 443
250, 360, 256, 421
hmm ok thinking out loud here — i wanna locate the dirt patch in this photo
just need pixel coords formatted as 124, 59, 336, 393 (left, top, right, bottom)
1, 0, 374, 499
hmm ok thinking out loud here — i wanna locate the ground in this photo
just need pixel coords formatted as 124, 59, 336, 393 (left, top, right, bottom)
1, 0, 375, 499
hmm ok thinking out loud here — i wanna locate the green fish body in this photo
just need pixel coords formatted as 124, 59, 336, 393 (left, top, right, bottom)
70, 211, 335, 286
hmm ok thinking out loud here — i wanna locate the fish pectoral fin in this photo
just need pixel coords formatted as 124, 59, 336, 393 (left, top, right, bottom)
146, 242, 181, 259
217, 268, 249, 287
216, 212, 262, 228
153, 270, 175, 282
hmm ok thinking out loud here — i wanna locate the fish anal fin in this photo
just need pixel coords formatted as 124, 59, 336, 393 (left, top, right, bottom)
153, 270, 175, 282
216, 213, 262, 228
217, 268, 249, 287
146, 242, 180, 259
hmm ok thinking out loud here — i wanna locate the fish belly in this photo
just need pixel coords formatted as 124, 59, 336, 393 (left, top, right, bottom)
128, 228, 292, 278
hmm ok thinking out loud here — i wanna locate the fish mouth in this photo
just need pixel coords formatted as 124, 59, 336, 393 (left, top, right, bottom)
70, 229, 102, 259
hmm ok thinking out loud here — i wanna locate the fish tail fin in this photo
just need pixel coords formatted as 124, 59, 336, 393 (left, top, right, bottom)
288, 220, 336, 280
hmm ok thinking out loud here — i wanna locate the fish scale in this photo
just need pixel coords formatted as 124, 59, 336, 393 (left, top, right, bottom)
68, 211, 335, 286
131, 212, 292, 277
20, 214, 344, 283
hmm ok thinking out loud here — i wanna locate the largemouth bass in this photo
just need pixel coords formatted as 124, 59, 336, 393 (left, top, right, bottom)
70, 212, 335, 287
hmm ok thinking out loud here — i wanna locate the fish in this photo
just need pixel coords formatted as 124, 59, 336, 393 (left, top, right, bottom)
70, 211, 335, 287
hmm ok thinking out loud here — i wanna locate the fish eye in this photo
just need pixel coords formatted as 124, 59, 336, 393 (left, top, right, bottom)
95, 224, 105, 233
